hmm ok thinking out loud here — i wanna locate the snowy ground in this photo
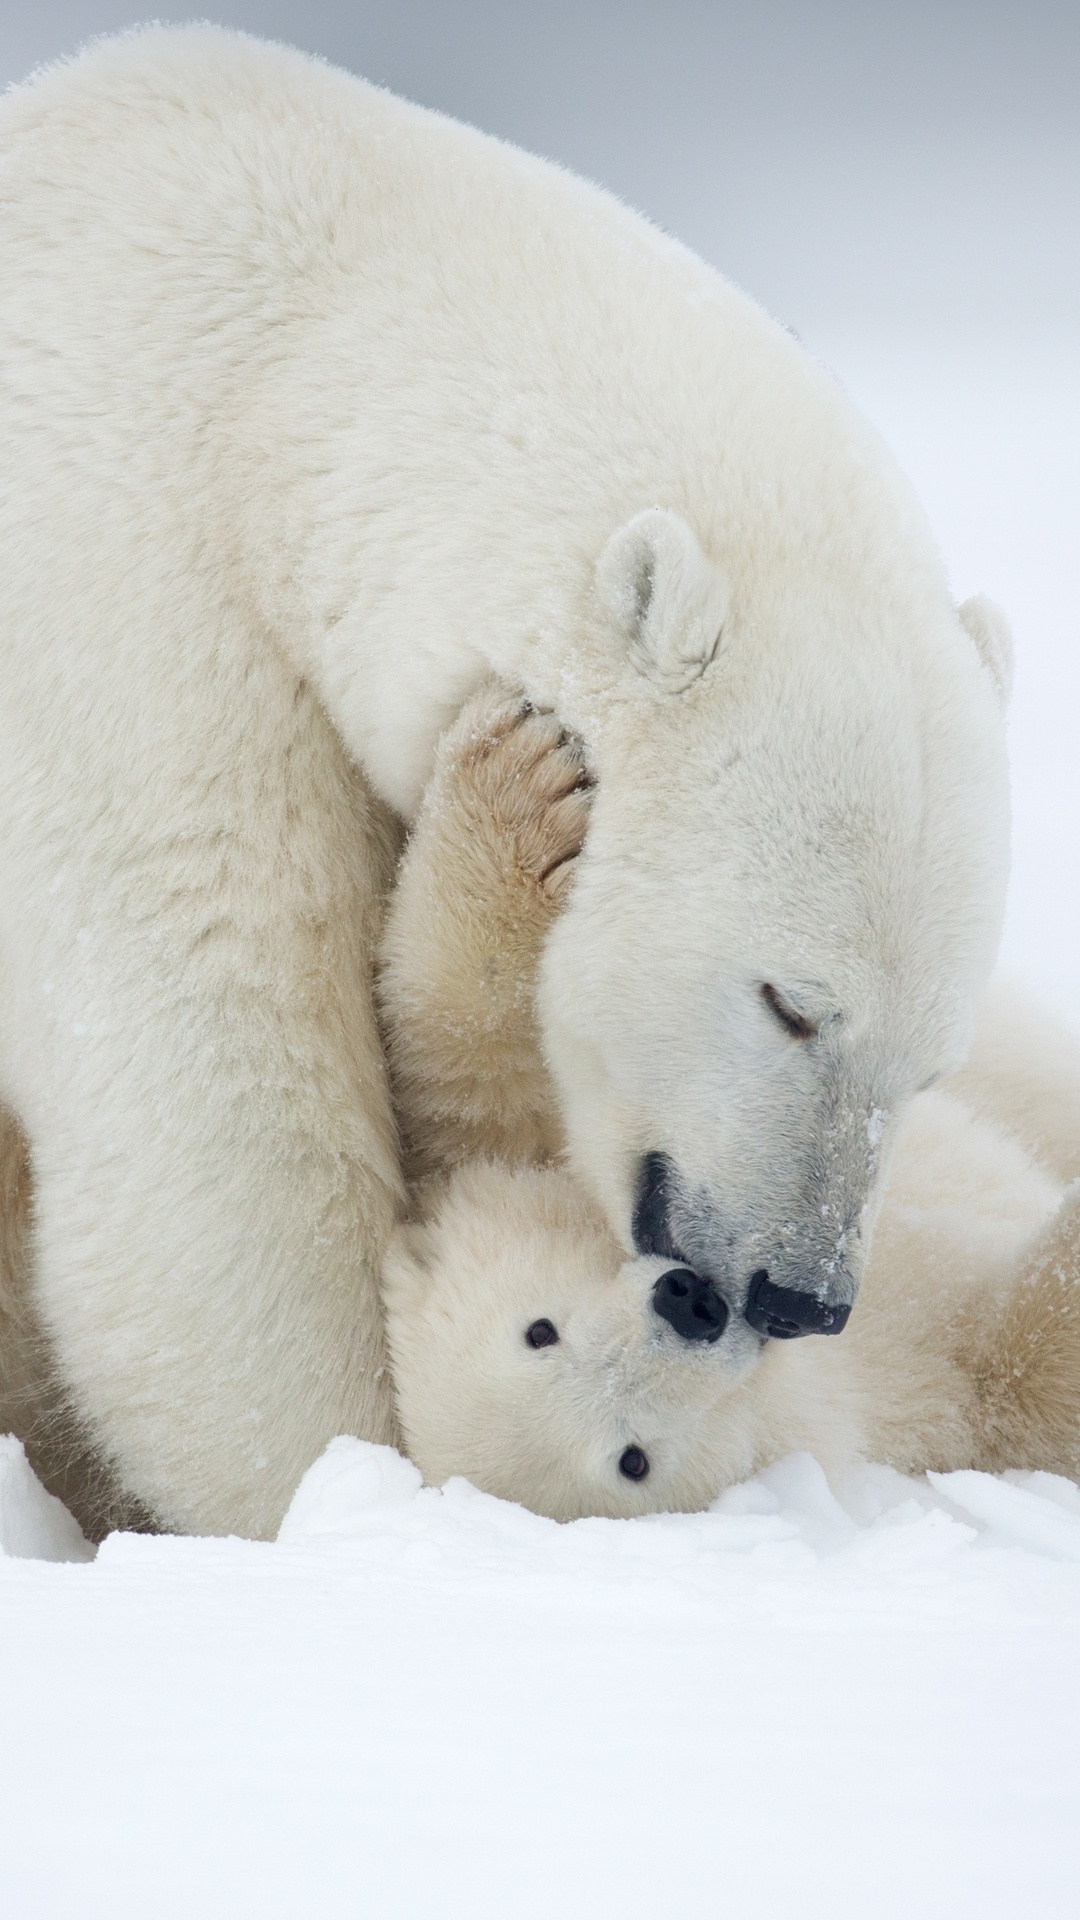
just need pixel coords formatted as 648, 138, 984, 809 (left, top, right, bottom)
2, 332, 1079, 1917
4, 1435, 1080, 1917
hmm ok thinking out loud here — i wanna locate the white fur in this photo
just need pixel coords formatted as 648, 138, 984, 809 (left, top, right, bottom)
0, 28, 1009, 1533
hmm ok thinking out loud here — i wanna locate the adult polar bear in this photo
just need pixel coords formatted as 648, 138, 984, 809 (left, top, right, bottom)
0, 28, 1009, 1536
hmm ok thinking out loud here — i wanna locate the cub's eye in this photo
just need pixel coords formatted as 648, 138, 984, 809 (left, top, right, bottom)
525, 1318, 559, 1349
619, 1445, 650, 1481
761, 982, 817, 1041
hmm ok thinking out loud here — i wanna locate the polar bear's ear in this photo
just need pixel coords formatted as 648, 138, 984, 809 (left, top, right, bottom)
597, 509, 730, 693
958, 595, 1014, 708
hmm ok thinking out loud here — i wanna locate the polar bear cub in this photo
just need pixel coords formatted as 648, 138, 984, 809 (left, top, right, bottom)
379, 689, 1080, 1520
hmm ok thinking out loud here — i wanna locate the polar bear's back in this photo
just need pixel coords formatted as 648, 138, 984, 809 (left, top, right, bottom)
0, 25, 955, 812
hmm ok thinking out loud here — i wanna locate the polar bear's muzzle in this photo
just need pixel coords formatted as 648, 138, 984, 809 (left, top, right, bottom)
742, 1272, 852, 1340
633, 1151, 856, 1342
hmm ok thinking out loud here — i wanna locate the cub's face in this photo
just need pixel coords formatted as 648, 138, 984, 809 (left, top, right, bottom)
383, 1162, 766, 1520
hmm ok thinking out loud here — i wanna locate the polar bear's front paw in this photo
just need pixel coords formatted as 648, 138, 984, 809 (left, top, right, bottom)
499, 702, 594, 900
381, 687, 592, 1175
447, 692, 595, 905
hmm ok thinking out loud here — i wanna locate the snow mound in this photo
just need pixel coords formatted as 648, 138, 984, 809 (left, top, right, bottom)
0, 1434, 93, 1562
277, 1433, 1080, 1582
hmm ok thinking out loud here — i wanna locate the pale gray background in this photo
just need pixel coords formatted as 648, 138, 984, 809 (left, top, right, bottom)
3, 2, 1078, 998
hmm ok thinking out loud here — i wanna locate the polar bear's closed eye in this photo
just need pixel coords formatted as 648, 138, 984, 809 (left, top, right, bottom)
760, 982, 818, 1042
597, 508, 730, 694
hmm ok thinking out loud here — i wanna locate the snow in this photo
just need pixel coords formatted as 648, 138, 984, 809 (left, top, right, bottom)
0, 1434, 94, 1563
2, 1434, 1079, 1917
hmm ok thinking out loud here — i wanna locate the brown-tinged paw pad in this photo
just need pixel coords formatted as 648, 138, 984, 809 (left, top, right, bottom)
454, 697, 594, 897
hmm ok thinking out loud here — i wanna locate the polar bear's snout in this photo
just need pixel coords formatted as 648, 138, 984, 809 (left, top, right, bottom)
651, 1268, 728, 1343
743, 1272, 852, 1340
633, 1149, 859, 1343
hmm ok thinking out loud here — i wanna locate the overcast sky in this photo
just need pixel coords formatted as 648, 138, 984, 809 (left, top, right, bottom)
2, 2, 1077, 344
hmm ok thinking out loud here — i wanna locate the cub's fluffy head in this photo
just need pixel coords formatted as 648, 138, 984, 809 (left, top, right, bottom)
383, 1161, 765, 1520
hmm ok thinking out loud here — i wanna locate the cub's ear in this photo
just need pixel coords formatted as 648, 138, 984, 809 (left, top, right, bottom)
597, 508, 730, 693
958, 595, 1013, 708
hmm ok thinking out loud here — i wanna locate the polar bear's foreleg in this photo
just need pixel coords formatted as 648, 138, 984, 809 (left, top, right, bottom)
7, 895, 403, 1539
0, 665, 404, 1539
379, 685, 592, 1181
0, 1102, 146, 1536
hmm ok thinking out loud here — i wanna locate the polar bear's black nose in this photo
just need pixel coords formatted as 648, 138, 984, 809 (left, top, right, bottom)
652, 1268, 728, 1343
744, 1270, 852, 1339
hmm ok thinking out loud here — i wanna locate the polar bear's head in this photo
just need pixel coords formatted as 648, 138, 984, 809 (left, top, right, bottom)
384, 1161, 774, 1519
533, 506, 1011, 1344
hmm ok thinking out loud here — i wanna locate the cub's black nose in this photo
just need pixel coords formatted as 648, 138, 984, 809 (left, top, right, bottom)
744, 1271, 852, 1340
652, 1268, 728, 1344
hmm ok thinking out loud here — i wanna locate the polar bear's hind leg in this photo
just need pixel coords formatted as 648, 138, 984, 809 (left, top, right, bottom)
973, 1184, 1080, 1477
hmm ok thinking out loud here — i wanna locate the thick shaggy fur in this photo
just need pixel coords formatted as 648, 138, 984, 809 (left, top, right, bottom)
0, 29, 1010, 1535
380, 693, 1080, 1519
2, 690, 1077, 1529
